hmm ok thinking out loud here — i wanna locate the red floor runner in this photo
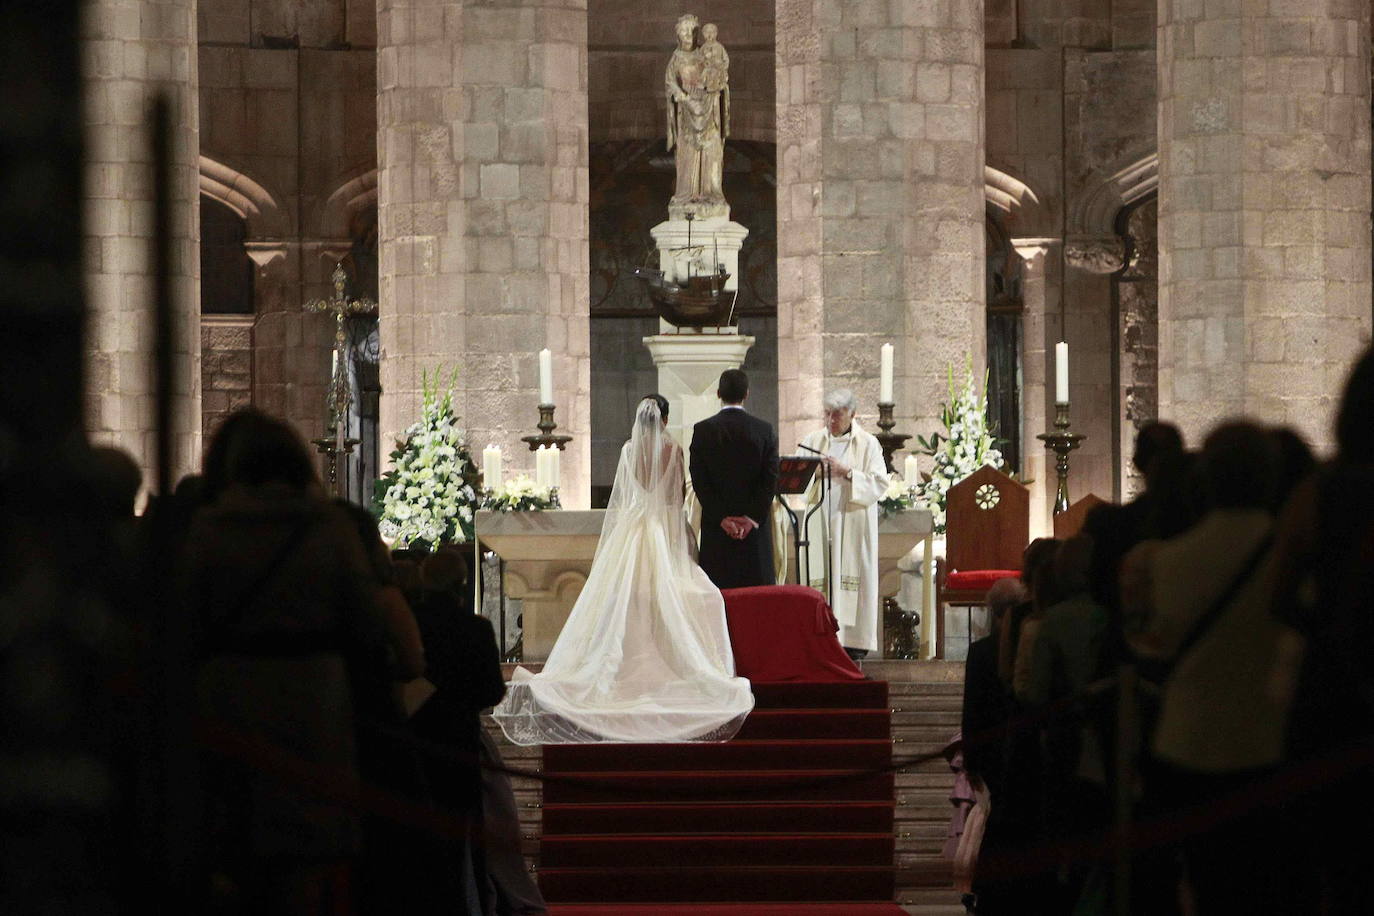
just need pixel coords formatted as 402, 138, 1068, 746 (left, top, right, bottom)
537, 681, 899, 905
548, 905, 907, 916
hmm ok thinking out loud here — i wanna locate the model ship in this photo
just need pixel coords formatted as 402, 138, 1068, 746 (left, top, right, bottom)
632, 218, 738, 329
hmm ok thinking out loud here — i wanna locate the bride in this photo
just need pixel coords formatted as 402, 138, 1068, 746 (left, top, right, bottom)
491, 395, 754, 744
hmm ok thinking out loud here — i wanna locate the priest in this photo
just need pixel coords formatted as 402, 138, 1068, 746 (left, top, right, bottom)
800, 389, 891, 658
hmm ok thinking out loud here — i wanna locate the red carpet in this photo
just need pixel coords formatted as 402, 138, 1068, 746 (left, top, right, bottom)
537, 680, 899, 909
548, 906, 907, 915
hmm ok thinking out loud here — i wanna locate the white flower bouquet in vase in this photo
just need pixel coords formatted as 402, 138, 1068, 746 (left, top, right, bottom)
484, 475, 556, 512
912, 358, 1006, 536
373, 368, 480, 549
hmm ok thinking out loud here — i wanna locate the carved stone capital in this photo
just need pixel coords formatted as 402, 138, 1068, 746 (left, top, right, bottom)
1011, 236, 1060, 268
1064, 235, 1127, 274
244, 241, 288, 270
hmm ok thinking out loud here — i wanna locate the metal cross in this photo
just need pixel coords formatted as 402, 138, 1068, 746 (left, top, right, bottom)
303, 263, 376, 493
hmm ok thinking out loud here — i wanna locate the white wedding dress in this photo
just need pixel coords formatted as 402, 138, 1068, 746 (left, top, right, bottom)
491, 399, 754, 745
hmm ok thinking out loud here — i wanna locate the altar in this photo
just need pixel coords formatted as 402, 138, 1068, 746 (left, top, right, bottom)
476, 507, 936, 661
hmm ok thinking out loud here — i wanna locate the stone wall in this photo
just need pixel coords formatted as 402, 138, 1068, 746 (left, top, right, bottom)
775, 0, 987, 458
200, 315, 254, 439
84, 0, 202, 492
198, 0, 378, 451
377, 0, 592, 504
1157, 0, 1373, 452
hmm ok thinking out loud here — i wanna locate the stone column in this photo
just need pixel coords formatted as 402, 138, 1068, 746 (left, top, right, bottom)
1012, 237, 1057, 537
377, 0, 590, 504
776, 0, 985, 455
1158, 1, 1372, 450
83, 0, 201, 489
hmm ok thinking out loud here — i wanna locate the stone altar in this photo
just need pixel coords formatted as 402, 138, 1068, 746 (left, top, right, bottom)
477, 505, 936, 663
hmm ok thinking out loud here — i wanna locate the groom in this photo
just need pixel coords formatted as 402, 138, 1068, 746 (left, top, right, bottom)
690, 369, 778, 589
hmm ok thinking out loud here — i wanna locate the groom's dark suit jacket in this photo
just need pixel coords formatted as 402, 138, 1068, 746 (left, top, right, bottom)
690, 406, 778, 590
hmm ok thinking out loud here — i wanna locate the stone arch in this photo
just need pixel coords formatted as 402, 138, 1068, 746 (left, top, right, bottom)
319, 167, 378, 243
198, 155, 288, 239
1072, 149, 1158, 238
984, 164, 1047, 235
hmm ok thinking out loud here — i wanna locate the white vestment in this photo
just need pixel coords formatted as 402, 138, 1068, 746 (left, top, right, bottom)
491, 399, 754, 745
799, 423, 890, 653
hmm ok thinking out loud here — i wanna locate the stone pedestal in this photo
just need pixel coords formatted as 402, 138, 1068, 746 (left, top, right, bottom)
642, 332, 755, 449
476, 509, 605, 662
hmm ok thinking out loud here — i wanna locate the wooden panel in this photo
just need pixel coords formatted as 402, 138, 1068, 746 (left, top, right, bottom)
944, 465, 1029, 572
1053, 493, 1108, 540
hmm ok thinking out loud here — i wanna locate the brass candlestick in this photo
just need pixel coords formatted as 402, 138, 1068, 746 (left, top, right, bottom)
521, 403, 574, 451
1037, 402, 1086, 514
874, 401, 910, 474
311, 428, 360, 497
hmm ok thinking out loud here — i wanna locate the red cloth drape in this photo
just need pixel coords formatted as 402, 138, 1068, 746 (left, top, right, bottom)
722, 585, 866, 683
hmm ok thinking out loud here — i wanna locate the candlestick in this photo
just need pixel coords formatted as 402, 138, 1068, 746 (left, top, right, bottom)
880, 343, 894, 403
1037, 401, 1086, 514
539, 348, 553, 405
521, 403, 574, 452
483, 445, 502, 490
873, 401, 911, 474
1055, 341, 1069, 404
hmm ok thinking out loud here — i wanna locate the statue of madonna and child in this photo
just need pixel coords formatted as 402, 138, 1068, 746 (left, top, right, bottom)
665, 14, 731, 220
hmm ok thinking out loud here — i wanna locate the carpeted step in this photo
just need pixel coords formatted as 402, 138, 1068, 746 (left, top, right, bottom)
750, 680, 888, 709
733, 707, 892, 739
544, 738, 891, 772
540, 832, 895, 868
542, 800, 895, 835
542, 768, 894, 805
547, 904, 908, 915
538, 864, 896, 903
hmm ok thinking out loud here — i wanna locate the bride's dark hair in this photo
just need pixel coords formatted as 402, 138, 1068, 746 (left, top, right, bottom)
642, 394, 669, 421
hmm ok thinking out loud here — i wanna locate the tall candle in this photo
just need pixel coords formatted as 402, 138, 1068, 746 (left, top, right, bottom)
903, 453, 921, 487
482, 445, 502, 489
549, 446, 561, 492
1055, 341, 1069, 404
879, 343, 894, 403
539, 348, 553, 405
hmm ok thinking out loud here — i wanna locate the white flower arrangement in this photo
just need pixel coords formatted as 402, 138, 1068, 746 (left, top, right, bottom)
879, 478, 917, 519
373, 368, 479, 549
484, 475, 556, 513
912, 358, 1005, 535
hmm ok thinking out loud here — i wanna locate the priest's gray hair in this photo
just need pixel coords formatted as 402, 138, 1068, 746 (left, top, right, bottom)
822, 388, 857, 412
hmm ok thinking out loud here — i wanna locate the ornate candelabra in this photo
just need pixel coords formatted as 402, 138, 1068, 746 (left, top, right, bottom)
304, 263, 376, 496
521, 404, 574, 452
1036, 402, 1086, 514
873, 401, 910, 475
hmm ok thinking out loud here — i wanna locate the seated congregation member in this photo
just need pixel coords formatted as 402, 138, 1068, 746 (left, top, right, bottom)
1123, 422, 1303, 915
185, 408, 395, 916
1270, 345, 1374, 915
798, 388, 891, 659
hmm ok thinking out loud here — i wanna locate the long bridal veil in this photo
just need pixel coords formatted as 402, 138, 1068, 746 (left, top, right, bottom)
491, 398, 754, 744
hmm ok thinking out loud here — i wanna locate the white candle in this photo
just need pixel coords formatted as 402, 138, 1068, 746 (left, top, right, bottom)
549, 446, 561, 492
879, 343, 894, 403
535, 446, 548, 488
539, 348, 553, 405
904, 453, 921, 487
482, 445, 502, 489
1055, 341, 1069, 404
